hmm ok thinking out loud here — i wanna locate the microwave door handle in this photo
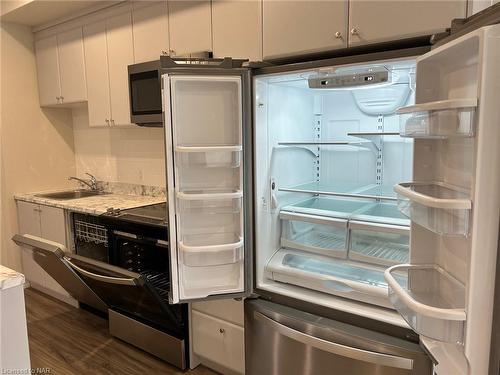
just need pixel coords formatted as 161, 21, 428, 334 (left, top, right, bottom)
65, 259, 137, 286
254, 312, 413, 370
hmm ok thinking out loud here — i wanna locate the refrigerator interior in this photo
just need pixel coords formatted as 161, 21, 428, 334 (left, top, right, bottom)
387, 25, 500, 375
254, 58, 416, 312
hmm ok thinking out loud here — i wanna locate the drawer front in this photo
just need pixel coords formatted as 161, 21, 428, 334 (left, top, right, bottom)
192, 310, 245, 374
192, 299, 244, 326
348, 221, 409, 266
280, 212, 348, 259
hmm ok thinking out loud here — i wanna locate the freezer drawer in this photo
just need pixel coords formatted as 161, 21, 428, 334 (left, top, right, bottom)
245, 299, 432, 375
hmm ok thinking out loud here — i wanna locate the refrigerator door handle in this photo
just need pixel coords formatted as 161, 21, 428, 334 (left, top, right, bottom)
254, 311, 414, 370
64, 259, 137, 286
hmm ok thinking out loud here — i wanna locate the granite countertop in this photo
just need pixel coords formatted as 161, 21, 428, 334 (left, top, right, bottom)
0, 265, 25, 290
15, 189, 166, 215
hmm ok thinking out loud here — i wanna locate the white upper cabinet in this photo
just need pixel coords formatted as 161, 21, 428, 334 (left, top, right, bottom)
348, 0, 467, 47
35, 29, 86, 106
132, 2, 169, 63
168, 0, 212, 56
106, 11, 134, 126
35, 35, 61, 106
212, 0, 262, 61
83, 21, 112, 127
263, 0, 348, 60
57, 27, 87, 104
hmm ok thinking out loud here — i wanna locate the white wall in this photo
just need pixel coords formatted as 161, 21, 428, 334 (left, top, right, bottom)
0, 21, 75, 271
72, 107, 165, 187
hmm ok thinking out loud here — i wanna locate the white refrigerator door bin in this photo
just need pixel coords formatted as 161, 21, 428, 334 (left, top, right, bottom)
397, 99, 477, 139
179, 234, 243, 267
385, 264, 466, 344
175, 146, 242, 168
394, 182, 471, 236
171, 76, 242, 146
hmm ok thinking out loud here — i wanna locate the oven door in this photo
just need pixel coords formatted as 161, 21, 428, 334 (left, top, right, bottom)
128, 60, 163, 126
12, 234, 184, 335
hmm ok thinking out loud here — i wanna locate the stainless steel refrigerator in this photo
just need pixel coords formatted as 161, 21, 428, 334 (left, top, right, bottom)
159, 18, 500, 375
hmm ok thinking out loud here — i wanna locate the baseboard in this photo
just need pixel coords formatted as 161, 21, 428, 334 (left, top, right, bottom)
27, 282, 79, 308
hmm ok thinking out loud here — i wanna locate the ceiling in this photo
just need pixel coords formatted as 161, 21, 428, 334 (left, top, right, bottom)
1, 0, 123, 28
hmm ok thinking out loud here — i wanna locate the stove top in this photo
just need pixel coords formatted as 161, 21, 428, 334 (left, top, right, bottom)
102, 202, 168, 228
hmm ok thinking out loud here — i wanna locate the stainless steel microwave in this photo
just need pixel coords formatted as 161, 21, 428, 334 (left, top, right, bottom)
128, 60, 163, 127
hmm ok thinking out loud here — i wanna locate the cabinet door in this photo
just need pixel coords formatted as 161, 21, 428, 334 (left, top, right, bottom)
39, 205, 71, 297
168, 0, 212, 56
212, 0, 262, 61
57, 27, 87, 104
39, 205, 67, 246
132, 2, 169, 63
16, 201, 45, 288
83, 21, 112, 127
348, 0, 467, 47
35, 35, 61, 106
192, 310, 245, 374
106, 11, 134, 126
263, 0, 347, 60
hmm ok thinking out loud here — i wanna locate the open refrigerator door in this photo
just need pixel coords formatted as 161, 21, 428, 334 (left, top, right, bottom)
386, 24, 500, 375
163, 71, 250, 304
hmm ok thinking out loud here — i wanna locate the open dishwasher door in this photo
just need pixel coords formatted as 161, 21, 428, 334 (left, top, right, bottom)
245, 299, 432, 375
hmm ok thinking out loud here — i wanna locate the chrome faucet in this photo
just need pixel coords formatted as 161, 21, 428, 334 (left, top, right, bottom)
69, 173, 99, 191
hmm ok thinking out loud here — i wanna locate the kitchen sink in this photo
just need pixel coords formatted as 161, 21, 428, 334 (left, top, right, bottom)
35, 190, 108, 200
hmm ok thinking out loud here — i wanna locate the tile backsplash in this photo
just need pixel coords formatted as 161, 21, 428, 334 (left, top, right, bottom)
72, 107, 166, 187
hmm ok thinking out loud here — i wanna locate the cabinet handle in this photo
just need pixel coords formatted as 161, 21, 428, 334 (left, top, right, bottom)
169, 49, 176, 56
334, 31, 342, 39
350, 28, 359, 36
111, 119, 115, 126
105, 119, 110, 125
60, 96, 64, 102
219, 328, 225, 334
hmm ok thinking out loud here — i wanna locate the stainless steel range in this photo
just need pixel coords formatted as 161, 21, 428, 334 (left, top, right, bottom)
13, 202, 189, 370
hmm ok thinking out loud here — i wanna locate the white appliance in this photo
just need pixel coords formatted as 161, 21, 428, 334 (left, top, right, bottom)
161, 24, 499, 375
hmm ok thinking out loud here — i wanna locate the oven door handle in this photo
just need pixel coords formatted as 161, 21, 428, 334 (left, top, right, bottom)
65, 259, 137, 286
254, 312, 413, 370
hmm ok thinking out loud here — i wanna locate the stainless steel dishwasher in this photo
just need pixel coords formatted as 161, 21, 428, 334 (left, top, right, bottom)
245, 299, 432, 375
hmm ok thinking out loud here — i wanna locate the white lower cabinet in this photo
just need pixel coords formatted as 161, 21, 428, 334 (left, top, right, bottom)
191, 300, 245, 374
16, 201, 75, 304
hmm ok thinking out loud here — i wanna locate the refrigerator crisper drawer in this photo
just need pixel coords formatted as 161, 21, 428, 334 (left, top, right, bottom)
385, 264, 466, 344
280, 212, 348, 258
394, 182, 471, 236
397, 98, 477, 139
245, 299, 433, 375
349, 221, 409, 266
266, 249, 404, 308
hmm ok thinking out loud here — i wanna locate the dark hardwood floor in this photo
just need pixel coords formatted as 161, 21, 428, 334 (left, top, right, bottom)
24, 288, 218, 375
